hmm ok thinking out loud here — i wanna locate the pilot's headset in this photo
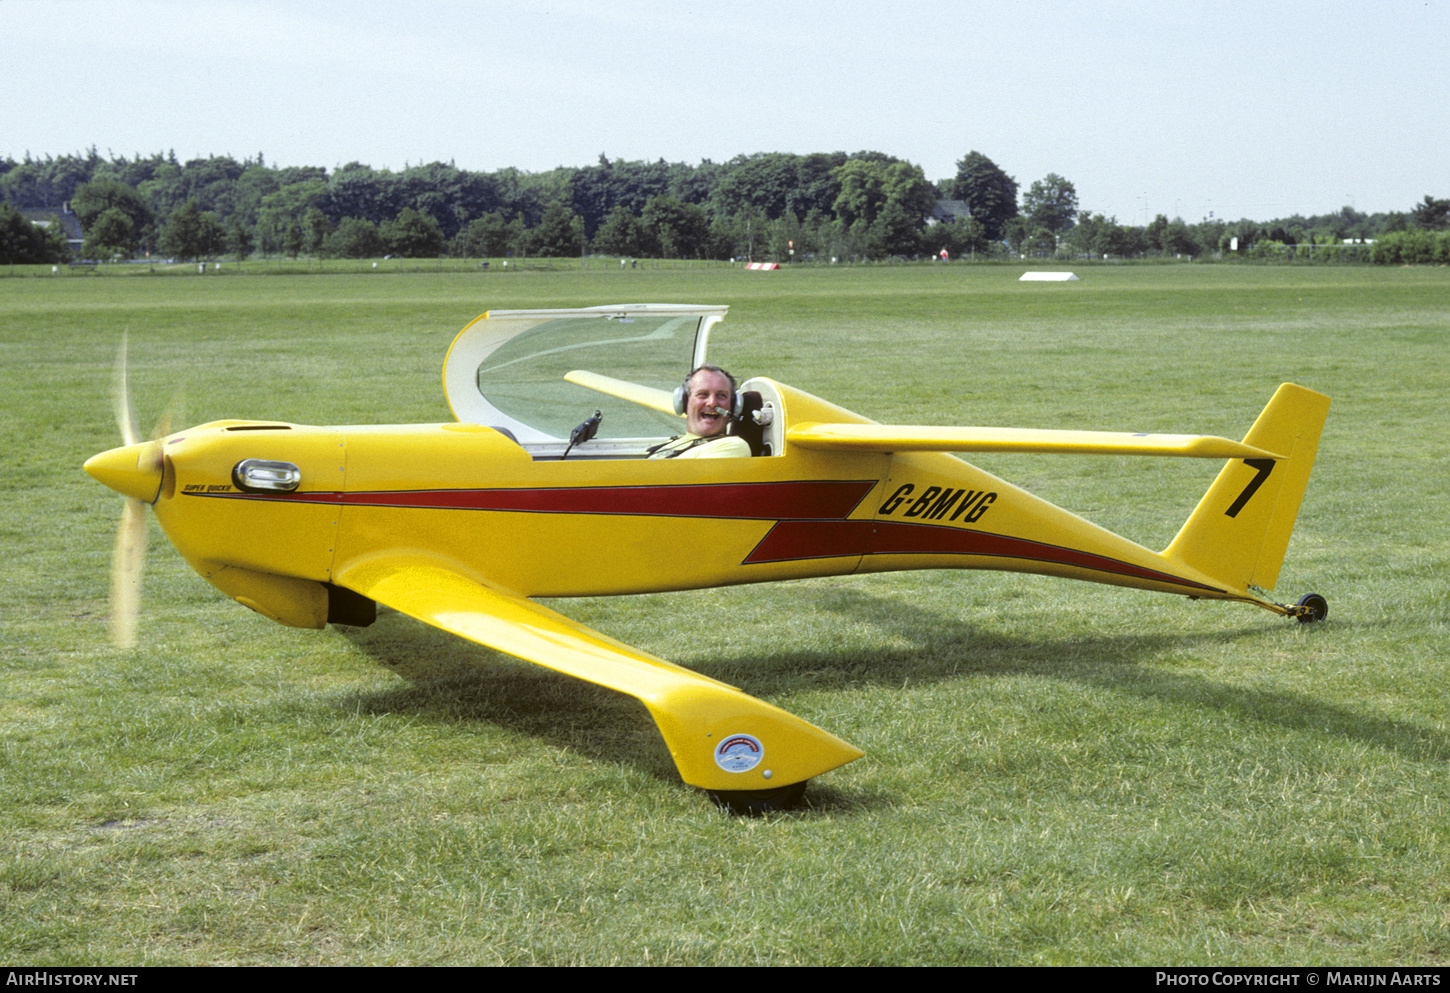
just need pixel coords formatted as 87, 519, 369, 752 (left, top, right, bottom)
673, 365, 744, 420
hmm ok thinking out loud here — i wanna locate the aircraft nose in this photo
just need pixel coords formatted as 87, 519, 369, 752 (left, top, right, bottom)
85, 441, 164, 504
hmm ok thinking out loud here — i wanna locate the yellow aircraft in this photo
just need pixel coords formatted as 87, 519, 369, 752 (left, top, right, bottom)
86, 304, 1331, 812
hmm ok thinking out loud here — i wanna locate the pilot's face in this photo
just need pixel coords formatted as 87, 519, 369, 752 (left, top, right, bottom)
684, 369, 733, 438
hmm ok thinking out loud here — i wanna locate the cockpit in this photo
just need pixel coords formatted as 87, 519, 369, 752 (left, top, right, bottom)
443, 304, 783, 460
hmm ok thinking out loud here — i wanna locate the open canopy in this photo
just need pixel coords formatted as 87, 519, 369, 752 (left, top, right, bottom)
443, 304, 728, 444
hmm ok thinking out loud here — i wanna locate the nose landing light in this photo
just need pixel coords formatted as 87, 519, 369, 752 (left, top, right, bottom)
232, 459, 302, 493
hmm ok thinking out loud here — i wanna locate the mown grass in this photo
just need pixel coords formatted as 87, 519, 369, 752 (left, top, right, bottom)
2, 262, 1448, 965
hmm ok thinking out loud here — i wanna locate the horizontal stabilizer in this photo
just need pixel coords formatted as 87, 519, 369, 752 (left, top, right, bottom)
566, 370, 678, 417
787, 422, 1284, 459
334, 558, 863, 791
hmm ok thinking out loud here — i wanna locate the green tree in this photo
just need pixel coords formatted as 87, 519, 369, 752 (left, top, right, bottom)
282, 222, 304, 259
82, 207, 139, 261
708, 152, 803, 223
72, 178, 153, 246
711, 210, 768, 260
454, 212, 515, 258
880, 161, 937, 225
0, 151, 95, 208
1022, 173, 1078, 238
1102, 222, 1146, 258
0, 203, 68, 263
789, 153, 849, 220
1219, 221, 1262, 253
831, 160, 887, 227
137, 162, 184, 229
570, 155, 672, 238
382, 207, 446, 257
1411, 195, 1449, 231
256, 180, 329, 254
381, 161, 496, 239
1371, 228, 1450, 264
922, 215, 989, 260
324, 217, 384, 258
327, 163, 393, 223
591, 205, 646, 257
840, 217, 883, 261
763, 211, 803, 261
1064, 210, 1147, 258
949, 152, 1018, 241
873, 199, 923, 257
493, 167, 572, 228
227, 219, 255, 260
302, 207, 332, 255
831, 158, 934, 248
1022, 226, 1058, 258
640, 195, 708, 258
1147, 214, 1200, 256
160, 199, 225, 260
522, 202, 585, 257
158, 155, 246, 222
793, 208, 836, 262
41, 217, 72, 262
1146, 213, 1169, 250
229, 163, 281, 231
1000, 216, 1030, 254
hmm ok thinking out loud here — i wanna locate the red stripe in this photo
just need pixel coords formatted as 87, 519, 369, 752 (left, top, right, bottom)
742, 520, 870, 562
201, 480, 878, 521
744, 519, 1220, 591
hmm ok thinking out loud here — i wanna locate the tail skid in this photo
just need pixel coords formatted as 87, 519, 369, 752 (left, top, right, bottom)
1163, 384, 1331, 599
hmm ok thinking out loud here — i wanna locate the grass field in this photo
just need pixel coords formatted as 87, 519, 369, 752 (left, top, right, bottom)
3, 262, 1447, 965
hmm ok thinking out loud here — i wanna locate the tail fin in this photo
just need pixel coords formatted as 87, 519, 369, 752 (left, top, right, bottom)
1164, 384, 1331, 592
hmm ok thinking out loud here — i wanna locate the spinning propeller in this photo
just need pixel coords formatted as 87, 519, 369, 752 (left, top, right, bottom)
84, 335, 175, 648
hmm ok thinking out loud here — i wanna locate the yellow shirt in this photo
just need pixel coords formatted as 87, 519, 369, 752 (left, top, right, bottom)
648, 434, 752, 460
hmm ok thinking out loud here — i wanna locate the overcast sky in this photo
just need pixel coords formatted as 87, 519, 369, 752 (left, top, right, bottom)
6, 0, 1446, 223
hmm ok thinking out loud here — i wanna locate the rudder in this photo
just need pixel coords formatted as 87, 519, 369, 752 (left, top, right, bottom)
1164, 383, 1330, 593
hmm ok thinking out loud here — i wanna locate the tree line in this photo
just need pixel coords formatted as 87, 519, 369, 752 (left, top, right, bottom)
3, 147, 1446, 265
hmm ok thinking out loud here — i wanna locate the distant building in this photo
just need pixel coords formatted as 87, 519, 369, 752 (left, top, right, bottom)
20, 204, 85, 256
925, 199, 971, 226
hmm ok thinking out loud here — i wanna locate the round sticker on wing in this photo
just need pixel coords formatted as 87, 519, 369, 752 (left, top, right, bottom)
714, 734, 764, 773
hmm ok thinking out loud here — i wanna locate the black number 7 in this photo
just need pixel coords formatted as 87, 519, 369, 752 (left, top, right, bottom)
1225, 458, 1275, 518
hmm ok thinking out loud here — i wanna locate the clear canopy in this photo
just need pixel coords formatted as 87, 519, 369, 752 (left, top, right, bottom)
442, 304, 727, 444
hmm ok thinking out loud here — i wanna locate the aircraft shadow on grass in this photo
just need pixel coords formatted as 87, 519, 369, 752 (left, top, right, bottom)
333, 587, 1447, 813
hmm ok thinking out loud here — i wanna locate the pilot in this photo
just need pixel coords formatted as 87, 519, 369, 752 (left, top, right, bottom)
649, 365, 752, 459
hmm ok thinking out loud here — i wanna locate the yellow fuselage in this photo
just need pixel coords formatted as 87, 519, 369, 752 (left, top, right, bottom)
145, 380, 1234, 632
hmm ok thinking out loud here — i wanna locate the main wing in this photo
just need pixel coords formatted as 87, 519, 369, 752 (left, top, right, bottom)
333, 558, 863, 792
564, 370, 678, 418
787, 422, 1284, 459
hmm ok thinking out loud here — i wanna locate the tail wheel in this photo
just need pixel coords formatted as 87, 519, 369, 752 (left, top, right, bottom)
1295, 592, 1329, 623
